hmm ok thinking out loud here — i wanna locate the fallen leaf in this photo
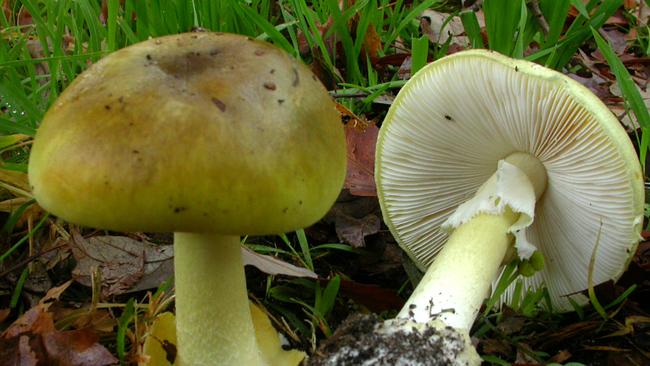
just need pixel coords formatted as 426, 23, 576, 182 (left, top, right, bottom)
337, 102, 373, 131
71, 232, 173, 297
0, 308, 10, 323
633, 241, 650, 270
242, 246, 317, 279
0, 197, 32, 213
324, 192, 383, 248
0, 335, 38, 366
1, 3, 33, 27
250, 303, 306, 366
496, 308, 527, 335
514, 342, 539, 364
397, 56, 413, 80
336, 279, 404, 312
568, 73, 611, 99
2, 281, 72, 339
140, 312, 177, 366
0, 168, 31, 194
334, 212, 380, 248
343, 117, 378, 197
548, 349, 573, 364
601, 29, 629, 55
23, 262, 53, 294
1, 280, 117, 366
361, 23, 382, 64
420, 9, 468, 46
608, 82, 649, 131
374, 53, 409, 69
480, 338, 513, 357
42, 328, 118, 366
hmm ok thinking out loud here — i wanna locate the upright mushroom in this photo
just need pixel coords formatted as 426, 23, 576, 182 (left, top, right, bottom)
375, 49, 644, 362
311, 49, 643, 365
28, 32, 346, 365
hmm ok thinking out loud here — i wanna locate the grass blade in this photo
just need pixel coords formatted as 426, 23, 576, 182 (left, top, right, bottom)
116, 298, 136, 363
410, 35, 429, 75
460, 10, 484, 48
484, 0, 521, 56
587, 221, 608, 320
296, 229, 314, 271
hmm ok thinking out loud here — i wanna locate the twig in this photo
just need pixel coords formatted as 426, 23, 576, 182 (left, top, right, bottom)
530, 0, 550, 35
330, 92, 370, 98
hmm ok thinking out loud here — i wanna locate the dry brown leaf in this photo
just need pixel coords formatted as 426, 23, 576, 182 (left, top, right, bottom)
548, 349, 573, 364
2, 281, 72, 339
361, 23, 382, 64
397, 56, 413, 80
341, 107, 378, 197
0, 280, 117, 366
337, 279, 404, 312
71, 232, 173, 297
420, 9, 468, 46
334, 212, 380, 248
42, 328, 117, 366
2, 309, 54, 340
496, 309, 527, 335
608, 82, 649, 131
0, 308, 10, 323
480, 338, 513, 357
0, 168, 31, 194
568, 73, 611, 99
0, 197, 32, 213
0, 335, 39, 366
601, 29, 629, 55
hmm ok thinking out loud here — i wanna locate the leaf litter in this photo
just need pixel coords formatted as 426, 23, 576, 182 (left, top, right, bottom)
0, 281, 118, 366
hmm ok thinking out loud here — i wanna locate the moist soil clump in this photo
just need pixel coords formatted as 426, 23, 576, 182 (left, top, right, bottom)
308, 314, 471, 366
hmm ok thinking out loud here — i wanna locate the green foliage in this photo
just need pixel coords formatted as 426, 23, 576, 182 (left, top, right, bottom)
530, 0, 622, 68
481, 0, 625, 73
592, 28, 650, 171
483, 0, 527, 56
410, 35, 429, 75
460, 10, 484, 48
116, 298, 136, 364
0, 212, 49, 263
266, 275, 341, 338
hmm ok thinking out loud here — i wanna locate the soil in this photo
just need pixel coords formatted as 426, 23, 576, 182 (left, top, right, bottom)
308, 314, 476, 366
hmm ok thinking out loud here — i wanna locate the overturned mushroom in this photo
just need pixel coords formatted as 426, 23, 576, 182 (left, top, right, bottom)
312, 50, 644, 365
29, 32, 346, 366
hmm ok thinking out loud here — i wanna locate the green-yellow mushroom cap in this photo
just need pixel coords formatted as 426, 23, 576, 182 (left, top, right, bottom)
28, 32, 346, 235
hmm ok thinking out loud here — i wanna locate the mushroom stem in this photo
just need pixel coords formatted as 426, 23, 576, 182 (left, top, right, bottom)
174, 233, 265, 366
398, 152, 547, 330
397, 209, 518, 329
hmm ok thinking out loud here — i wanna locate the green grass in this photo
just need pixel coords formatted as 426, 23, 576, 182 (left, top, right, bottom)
1, 0, 648, 364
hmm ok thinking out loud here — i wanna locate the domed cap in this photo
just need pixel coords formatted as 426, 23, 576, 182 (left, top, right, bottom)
29, 32, 346, 235
375, 50, 644, 309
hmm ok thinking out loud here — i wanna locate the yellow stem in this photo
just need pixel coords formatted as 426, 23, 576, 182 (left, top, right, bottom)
174, 233, 265, 366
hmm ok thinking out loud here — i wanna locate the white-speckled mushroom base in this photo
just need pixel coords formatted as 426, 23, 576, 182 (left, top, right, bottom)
375, 50, 644, 310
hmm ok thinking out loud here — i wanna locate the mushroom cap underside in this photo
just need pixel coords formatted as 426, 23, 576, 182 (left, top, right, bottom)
29, 32, 347, 235
375, 49, 644, 309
